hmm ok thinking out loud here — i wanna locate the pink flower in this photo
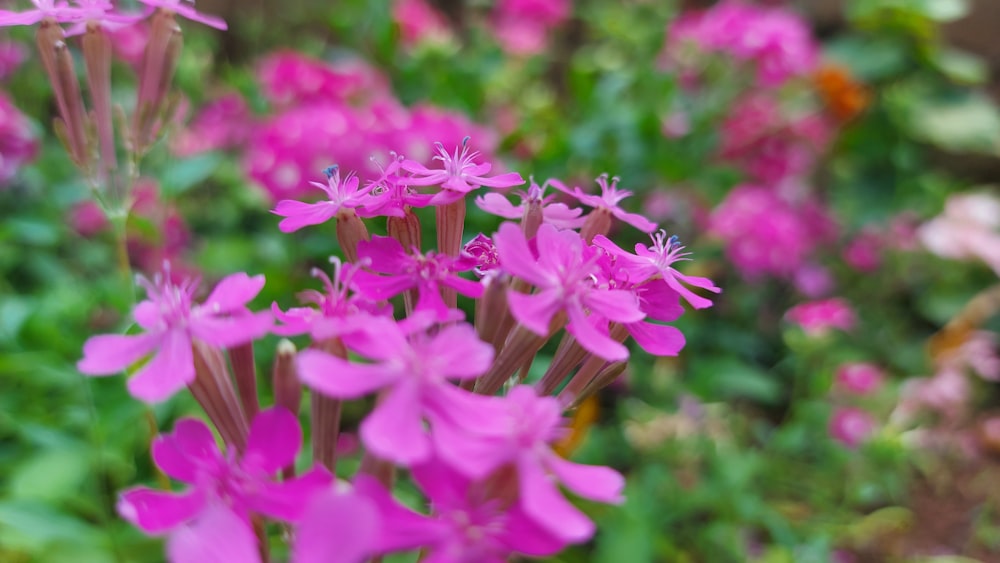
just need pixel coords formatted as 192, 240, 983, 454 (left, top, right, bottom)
829, 407, 876, 448
118, 409, 333, 552
136, 0, 227, 30
710, 185, 836, 280
272, 258, 389, 339
107, 20, 148, 67
919, 192, 1000, 276
438, 386, 624, 543
593, 230, 720, 309
661, 1, 817, 86
357, 463, 568, 560
0, 91, 38, 185
718, 95, 831, 184
462, 233, 501, 276
170, 92, 252, 157
77, 270, 272, 402
256, 51, 391, 109
792, 263, 834, 298
296, 315, 501, 466
475, 178, 586, 230
785, 298, 856, 337
401, 138, 524, 205
494, 222, 645, 360
392, 0, 451, 48
834, 363, 884, 395
0, 40, 27, 80
272, 165, 373, 232
353, 235, 484, 320
550, 174, 657, 233
491, 0, 570, 56
843, 228, 883, 272
166, 504, 262, 563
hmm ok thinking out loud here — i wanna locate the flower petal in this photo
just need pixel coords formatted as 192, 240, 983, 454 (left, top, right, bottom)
242, 407, 302, 474
493, 222, 546, 286
543, 451, 624, 504
152, 418, 220, 482
625, 321, 685, 357
78, 332, 160, 375
292, 488, 379, 563
118, 487, 206, 534
248, 467, 334, 522
516, 455, 595, 543
127, 329, 195, 403
273, 200, 337, 233
566, 304, 628, 362
201, 273, 266, 314
165, 505, 259, 563
359, 382, 429, 466
508, 290, 562, 336
297, 349, 398, 399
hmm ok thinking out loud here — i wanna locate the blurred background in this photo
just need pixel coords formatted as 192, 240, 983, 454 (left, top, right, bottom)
2, 0, 1000, 561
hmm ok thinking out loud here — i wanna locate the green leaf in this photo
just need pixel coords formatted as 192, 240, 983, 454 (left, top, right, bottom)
685, 358, 783, 404
8, 447, 90, 502
160, 153, 224, 197
930, 48, 989, 85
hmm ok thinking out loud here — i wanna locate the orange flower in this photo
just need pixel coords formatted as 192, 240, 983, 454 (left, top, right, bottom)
813, 64, 870, 123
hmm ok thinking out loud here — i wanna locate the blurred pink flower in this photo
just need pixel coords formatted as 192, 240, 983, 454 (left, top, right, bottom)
119, 409, 332, 551
171, 92, 252, 157
78, 270, 272, 402
843, 228, 883, 272
718, 95, 832, 184
0, 39, 26, 80
710, 185, 836, 280
136, 0, 227, 30
392, 0, 451, 48
785, 298, 856, 337
919, 192, 1000, 276
491, 0, 570, 56
107, 21, 148, 67
257, 51, 392, 109
829, 407, 876, 448
792, 263, 834, 298
835, 363, 885, 395
662, 1, 818, 86
0, 90, 37, 185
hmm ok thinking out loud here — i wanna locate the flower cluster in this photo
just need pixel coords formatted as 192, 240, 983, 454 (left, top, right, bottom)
709, 185, 837, 284
77, 138, 717, 561
662, 0, 818, 87
204, 51, 503, 201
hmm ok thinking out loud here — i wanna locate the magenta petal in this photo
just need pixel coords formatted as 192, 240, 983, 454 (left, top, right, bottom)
170, 4, 229, 30
475, 193, 522, 219
663, 273, 714, 310
508, 290, 562, 336
248, 467, 334, 522
357, 236, 409, 274
584, 288, 645, 324
442, 274, 485, 299
191, 312, 272, 348
292, 489, 378, 563
297, 349, 398, 399
635, 282, 684, 322
118, 487, 206, 534
414, 283, 454, 322
625, 321, 685, 356
500, 503, 567, 557
353, 476, 448, 552
127, 329, 194, 403
476, 171, 525, 189
493, 222, 546, 286
242, 407, 301, 474
273, 200, 337, 232
359, 382, 430, 466
152, 418, 220, 482
166, 505, 259, 563
566, 304, 629, 362
424, 324, 494, 379
613, 208, 658, 233
543, 452, 624, 504
516, 456, 595, 543
78, 332, 159, 375
201, 273, 266, 313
